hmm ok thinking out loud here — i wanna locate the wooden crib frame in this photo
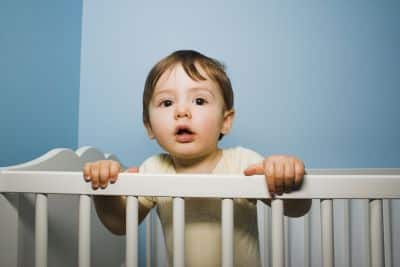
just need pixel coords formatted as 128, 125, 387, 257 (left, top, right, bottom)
1, 147, 399, 267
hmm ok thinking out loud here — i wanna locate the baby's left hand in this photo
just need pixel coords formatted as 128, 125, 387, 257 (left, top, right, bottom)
244, 155, 305, 195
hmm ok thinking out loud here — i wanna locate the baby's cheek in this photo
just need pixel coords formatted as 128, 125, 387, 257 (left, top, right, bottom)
198, 117, 222, 138
151, 109, 170, 124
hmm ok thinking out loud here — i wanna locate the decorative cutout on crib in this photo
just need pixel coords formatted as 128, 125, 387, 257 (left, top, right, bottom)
1, 146, 124, 171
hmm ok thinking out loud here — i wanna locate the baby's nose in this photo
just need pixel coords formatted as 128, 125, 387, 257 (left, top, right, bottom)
174, 105, 192, 119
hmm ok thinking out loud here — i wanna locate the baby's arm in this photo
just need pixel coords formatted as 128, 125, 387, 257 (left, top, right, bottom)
244, 155, 311, 217
83, 161, 153, 235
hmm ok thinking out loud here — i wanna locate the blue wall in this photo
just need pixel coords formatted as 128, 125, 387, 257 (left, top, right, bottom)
79, 0, 400, 169
78, 3, 400, 265
0, 0, 82, 166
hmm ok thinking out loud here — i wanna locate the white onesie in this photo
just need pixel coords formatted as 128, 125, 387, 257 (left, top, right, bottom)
138, 146, 264, 267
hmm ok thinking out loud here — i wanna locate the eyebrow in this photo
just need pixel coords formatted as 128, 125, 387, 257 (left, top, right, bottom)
153, 87, 216, 98
187, 87, 216, 97
153, 88, 175, 98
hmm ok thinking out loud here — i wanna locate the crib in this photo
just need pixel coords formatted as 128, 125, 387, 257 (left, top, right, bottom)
0, 147, 399, 267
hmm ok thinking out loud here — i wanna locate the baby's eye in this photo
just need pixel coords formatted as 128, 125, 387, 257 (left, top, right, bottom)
160, 100, 173, 107
194, 98, 207, 105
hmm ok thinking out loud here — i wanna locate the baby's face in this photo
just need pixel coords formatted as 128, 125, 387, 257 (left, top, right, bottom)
145, 64, 234, 160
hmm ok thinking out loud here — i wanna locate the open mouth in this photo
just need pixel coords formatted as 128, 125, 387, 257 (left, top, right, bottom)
175, 126, 195, 142
175, 126, 194, 135
176, 128, 193, 135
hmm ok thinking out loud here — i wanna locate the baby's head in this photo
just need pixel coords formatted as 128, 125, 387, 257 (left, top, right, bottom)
142, 50, 234, 140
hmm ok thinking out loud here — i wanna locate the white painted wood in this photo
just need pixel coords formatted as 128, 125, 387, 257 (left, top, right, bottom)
263, 202, 272, 267
2, 147, 400, 267
0, 193, 19, 266
287, 212, 305, 267
79, 147, 129, 267
35, 193, 48, 267
222, 198, 234, 267
79, 195, 91, 267
343, 200, 351, 267
173, 197, 185, 267
146, 214, 151, 267
284, 216, 290, 267
272, 199, 284, 267
126, 196, 138, 267
370, 199, 384, 267
383, 199, 392, 267
2, 170, 400, 198
321, 199, 334, 267
1, 148, 83, 171
363, 200, 372, 267
0, 146, 123, 172
0, 147, 127, 267
150, 209, 160, 267
303, 212, 310, 267
310, 199, 322, 267
391, 200, 400, 267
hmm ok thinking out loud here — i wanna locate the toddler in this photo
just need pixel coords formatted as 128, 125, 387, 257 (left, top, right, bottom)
83, 50, 309, 267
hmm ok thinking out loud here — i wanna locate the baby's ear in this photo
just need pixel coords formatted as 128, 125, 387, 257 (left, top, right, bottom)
144, 122, 155, 139
221, 109, 235, 135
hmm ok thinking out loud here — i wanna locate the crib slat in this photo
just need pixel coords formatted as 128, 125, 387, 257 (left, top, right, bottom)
263, 201, 272, 267
320, 199, 334, 267
272, 199, 284, 267
343, 200, 351, 267
151, 210, 159, 267
284, 216, 290, 267
383, 199, 392, 267
146, 213, 151, 267
304, 212, 310, 267
363, 200, 371, 267
35, 193, 48, 267
173, 197, 185, 267
79, 195, 91, 267
369, 199, 384, 267
222, 198, 234, 267
126, 196, 139, 267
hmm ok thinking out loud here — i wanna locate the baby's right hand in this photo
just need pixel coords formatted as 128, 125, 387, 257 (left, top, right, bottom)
83, 160, 122, 189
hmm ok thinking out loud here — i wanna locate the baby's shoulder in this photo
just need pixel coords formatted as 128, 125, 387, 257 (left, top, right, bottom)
220, 146, 264, 172
223, 146, 263, 162
139, 153, 174, 173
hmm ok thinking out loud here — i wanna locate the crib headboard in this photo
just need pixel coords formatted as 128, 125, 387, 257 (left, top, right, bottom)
0, 146, 124, 171
0, 146, 126, 267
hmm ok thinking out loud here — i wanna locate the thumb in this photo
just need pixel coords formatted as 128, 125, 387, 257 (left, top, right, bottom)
125, 167, 139, 173
244, 162, 264, 176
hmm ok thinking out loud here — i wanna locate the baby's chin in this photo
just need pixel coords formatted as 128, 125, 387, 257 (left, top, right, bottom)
169, 149, 203, 161
168, 146, 213, 160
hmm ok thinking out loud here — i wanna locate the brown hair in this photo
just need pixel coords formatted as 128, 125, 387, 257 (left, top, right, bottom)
142, 50, 234, 127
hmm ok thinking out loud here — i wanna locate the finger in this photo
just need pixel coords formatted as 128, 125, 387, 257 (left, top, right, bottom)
90, 162, 100, 189
109, 161, 121, 183
274, 162, 284, 195
284, 161, 295, 193
265, 161, 275, 194
294, 160, 305, 188
99, 161, 110, 189
83, 163, 91, 181
244, 162, 264, 176
125, 167, 139, 173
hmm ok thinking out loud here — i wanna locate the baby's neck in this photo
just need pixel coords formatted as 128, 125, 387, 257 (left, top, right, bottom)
172, 148, 222, 174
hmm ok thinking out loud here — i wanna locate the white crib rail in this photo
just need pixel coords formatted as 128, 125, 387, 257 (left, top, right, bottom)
1, 169, 400, 267
2, 170, 400, 198
1, 147, 400, 267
